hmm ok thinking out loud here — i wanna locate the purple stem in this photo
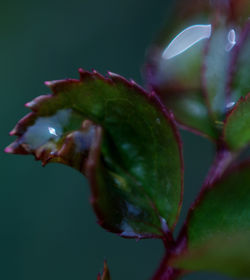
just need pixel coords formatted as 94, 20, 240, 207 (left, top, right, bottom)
152, 232, 187, 280
152, 143, 236, 280
152, 252, 182, 280
202, 143, 235, 189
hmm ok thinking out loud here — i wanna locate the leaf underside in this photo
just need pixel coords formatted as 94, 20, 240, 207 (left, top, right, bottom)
6, 69, 183, 239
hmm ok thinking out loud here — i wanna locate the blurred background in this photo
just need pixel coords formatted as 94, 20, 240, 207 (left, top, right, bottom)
0, 0, 233, 279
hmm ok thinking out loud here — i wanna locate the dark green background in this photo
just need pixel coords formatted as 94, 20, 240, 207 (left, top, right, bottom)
0, 0, 233, 279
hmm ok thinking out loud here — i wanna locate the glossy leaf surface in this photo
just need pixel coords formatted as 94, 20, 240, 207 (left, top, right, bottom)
145, 0, 250, 139
224, 93, 250, 150
145, 1, 216, 139
6, 70, 183, 239
171, 163, 250, 277
203, 23, 234, 120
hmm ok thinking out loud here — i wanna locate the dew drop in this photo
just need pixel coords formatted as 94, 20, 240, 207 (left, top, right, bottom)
225, 29, 236, 52
120, 221, 137, 238
48, 127, 58, 136
21, 109, 71, 149
226, 101, 236, 110
160, 216, 169, 234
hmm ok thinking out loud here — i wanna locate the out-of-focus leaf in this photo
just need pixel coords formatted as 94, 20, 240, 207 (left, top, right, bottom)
205, 19, 250, 122
192, 2, 250, 122
203, 22, 234, 120
145, 0, 250, 139
231, 0, 250, 24
171, 231, 250, 278
224, 93, 250, 150
144, 0, 217, 139
229, 23, 250, 105
97, 261, 111, 280
5, 70, 183, 239
170, 163, 250, 278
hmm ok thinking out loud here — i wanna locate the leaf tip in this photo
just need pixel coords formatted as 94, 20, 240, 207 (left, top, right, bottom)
4, 141, 29, 155
4, 145, 13, 154
107, 71, 118, 78
78, 68, 92, 80
107, 71, 126, 84
25, 101, 34, 109
9, 128, 16, 136
44, 80, 59, 93
44, 80, 53, 87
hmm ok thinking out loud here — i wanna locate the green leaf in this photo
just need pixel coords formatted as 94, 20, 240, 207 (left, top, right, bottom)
229, 23, 250, 104
203, 23, 232, 120
144, 1, 217, 139
170, 163, 250, 278
97, 261, 111, 280
224, 93, 250, 150
160, 91, 217, 139
203, 16, 250, 121
171, 231, 250, 278
6, 70, 183, 239
203, 2, 250, 117
145, 1, 250, 139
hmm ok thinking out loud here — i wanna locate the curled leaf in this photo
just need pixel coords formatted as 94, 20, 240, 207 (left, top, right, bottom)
6, 70, 183, 240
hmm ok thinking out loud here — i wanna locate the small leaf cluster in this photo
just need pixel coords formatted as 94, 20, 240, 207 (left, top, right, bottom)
5, 0, 250, 279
